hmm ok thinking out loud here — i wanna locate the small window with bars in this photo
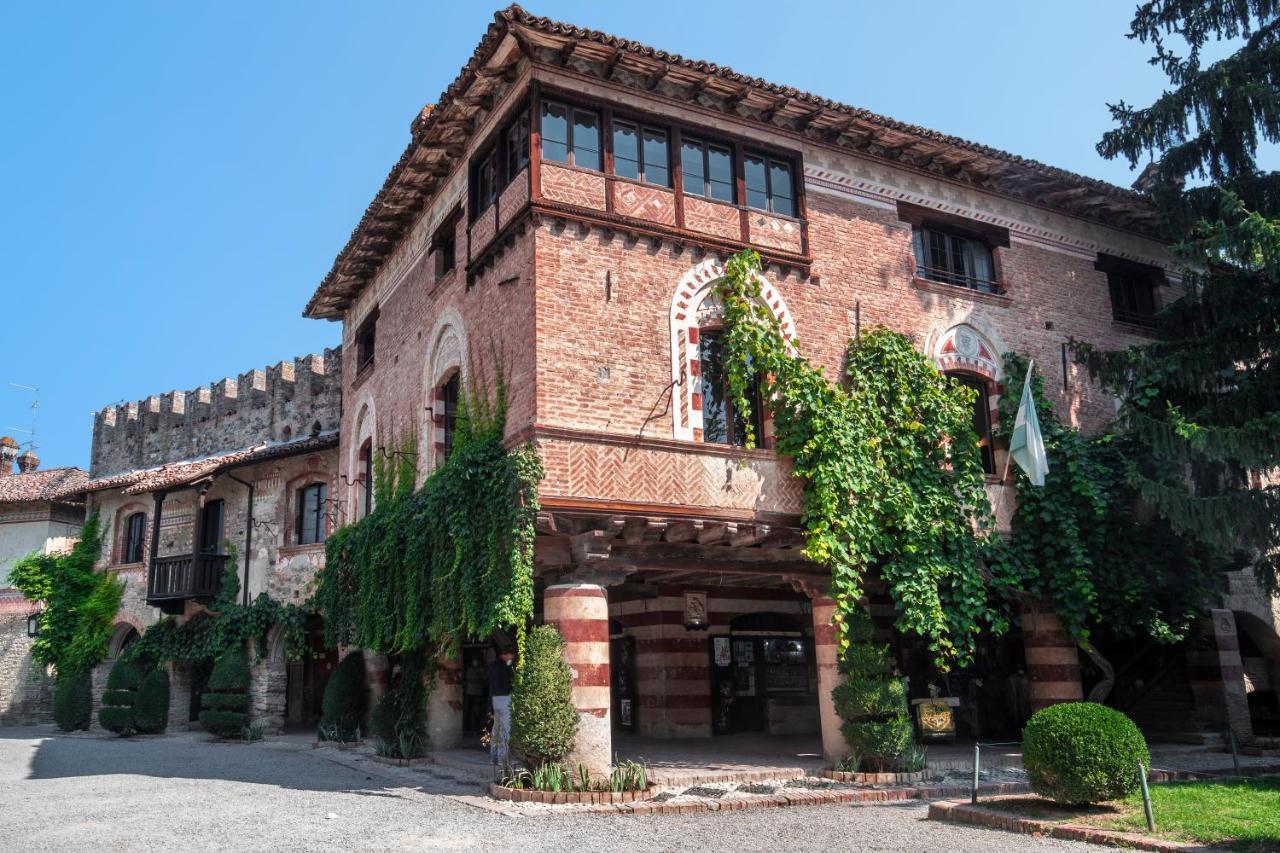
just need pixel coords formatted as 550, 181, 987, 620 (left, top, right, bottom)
1108, 268, 1158, 326
912, 226, 997, 293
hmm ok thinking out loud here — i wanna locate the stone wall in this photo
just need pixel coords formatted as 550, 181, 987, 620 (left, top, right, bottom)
90, 350, 342, 479
0, 591, 52, 724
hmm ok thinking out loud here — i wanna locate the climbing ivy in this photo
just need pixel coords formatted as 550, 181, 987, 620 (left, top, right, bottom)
987, 353, 1221, 644
714, 250, 997, 670
10, 513, 123, 676
313, 364, 542, 658
126, 544, 312, 666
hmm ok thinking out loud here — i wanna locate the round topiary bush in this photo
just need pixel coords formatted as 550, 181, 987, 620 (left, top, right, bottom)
1022, 702, 1150, 805
511, 626, 578, 767
133, 668, 170, 735
199, 646, 251, 738
99, 655, 146, 735
320, 650, 367, 742
53, 669, 92, 732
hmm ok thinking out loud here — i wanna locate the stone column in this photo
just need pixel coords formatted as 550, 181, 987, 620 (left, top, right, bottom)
1188, 608, 1254, 743
428, 651, 463, 750
811, 594, 846, 763
248, 638, 286, 735
166, 661, 192, 732
1021, 599, 1083, 713
89, 656, 115, 731
544, 583, 611, 776
363, 651, 390, 711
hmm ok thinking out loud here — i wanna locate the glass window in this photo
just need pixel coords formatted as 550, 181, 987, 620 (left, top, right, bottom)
541, 102, 569, 163
123, 512, 146, 564
505, 110, 530, 179
744, 151, 795, 216
953, 375, 995, 475
297, 483, 328, 545
613, 120, 640, 180
912, 226, 997, 293
359, 440, 373, 518
439, 373, 460, 460
682, 139, 705, 195
707, 144, 733, 202
698, 329, 763, 446
745, 154, 768, 211
768, 160, 794, 216
356, 314, 376, 371
682, 138, 736, 203
1109, 270, 1158, 326
642, 127, 669, 187
572, 108, 600, 170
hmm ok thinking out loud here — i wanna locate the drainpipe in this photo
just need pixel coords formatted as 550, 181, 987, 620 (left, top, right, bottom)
226, 472, 254, 607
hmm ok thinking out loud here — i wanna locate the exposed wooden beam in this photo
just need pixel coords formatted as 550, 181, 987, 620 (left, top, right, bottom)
644, 64, 669, 91
603, 47, 624, 79
697, 521, 738, 546
793, 107, 825, 131
558, 38, 579, 65
725, 85, 752, 110
823, 117, 857, 141
759, 96, 790, 123
730, 524, 770, 548
686, 76, 711, 100
664, 520, 704, 543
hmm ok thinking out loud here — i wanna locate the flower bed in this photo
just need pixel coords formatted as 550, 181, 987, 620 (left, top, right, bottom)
820, 768, 927, 785
488, 782, 656, 805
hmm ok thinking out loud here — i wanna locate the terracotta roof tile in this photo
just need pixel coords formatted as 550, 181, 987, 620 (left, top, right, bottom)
0, 467, 89, 504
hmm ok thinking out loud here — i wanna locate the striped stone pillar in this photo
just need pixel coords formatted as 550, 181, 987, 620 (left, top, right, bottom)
428, 651, 463, 749
1188, 608, 1253, 742
811, 595, 847, 763
1021, 599, 1083, 713
544, 583, 611, 776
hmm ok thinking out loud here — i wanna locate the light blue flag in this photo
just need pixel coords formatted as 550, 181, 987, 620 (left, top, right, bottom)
1007, 361, 1049, 487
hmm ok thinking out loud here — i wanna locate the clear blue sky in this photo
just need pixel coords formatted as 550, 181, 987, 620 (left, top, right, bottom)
0, 1, 1216, 469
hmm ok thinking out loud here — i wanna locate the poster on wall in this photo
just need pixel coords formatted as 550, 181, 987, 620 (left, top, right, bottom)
713, 636, 731, 667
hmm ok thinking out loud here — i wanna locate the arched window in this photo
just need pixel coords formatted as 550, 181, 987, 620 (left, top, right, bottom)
952, 374, 995, 475
123, 512, 146, 564
358, 439, 373, 518
296, 482, 328, 545
695, 327, 762, 447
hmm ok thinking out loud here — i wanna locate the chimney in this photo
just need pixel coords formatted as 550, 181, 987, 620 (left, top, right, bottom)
0, 437, 17, 477
16, 450, 39, 473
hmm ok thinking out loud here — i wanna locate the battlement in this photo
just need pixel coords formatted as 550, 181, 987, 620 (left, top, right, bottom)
90, 348, 342, 478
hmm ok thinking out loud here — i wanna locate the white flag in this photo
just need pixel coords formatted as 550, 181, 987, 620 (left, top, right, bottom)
1007, 361, 1049, 487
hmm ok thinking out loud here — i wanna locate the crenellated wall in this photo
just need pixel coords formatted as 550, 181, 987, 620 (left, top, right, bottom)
90, 350, 343, 478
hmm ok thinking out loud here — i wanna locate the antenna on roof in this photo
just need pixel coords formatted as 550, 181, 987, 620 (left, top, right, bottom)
8, 382, 39, 454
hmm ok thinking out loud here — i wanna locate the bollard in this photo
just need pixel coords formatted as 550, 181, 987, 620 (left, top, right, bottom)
1229, 730, 1240, 776
971, 743, 981, 805
1138, 760, 1155, 832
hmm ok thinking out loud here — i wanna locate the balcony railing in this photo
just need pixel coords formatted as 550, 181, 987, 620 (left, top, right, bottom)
147, 553, 224, 607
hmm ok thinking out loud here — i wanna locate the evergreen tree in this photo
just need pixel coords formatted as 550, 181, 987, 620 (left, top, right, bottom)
1078, 1, 1280, 590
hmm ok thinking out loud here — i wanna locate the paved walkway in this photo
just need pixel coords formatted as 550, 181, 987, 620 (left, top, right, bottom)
0, 726, 1096, 852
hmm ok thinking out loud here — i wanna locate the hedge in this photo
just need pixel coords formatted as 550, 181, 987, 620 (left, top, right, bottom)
199, 646, 250, 738
511, 626, 578, 767
53, 669, 92, 732
319, 650, 367, 742
1023, 702, 1150, 805
99, 656, 146, 735
134, 669, 170, 734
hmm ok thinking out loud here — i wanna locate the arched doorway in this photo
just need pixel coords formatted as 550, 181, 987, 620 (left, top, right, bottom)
1235, 610, 1280, 737
285, 615, 338, 730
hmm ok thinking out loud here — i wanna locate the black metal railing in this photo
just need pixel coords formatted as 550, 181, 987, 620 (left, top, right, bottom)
147, 553, 224, 603
916, 265, 999, 294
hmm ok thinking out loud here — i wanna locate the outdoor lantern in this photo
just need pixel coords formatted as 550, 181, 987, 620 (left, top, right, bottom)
26, 611, 40, 638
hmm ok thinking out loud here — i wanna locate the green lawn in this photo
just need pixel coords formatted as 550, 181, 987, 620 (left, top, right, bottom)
1094, 776, 1280, 852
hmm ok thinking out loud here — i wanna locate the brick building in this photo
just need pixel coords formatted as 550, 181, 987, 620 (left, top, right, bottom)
76, 350, 343, 733
299, 5, 1233, 771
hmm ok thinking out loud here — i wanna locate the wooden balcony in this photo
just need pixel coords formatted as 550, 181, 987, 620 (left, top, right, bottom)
147, 553, 225, 613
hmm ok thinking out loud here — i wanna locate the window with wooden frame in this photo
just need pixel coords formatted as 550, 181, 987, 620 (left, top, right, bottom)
1106, 265, 1159, 327
698, 329, 763, 446
432, 207, 461, 280
198, 499, 225, 555
952, 374, 996, 475
123, 511, 146, 564
358, 439, 373, 519
911, 226, 997, 293
470, 108, 531, 220
681, 137, 735, 203
355, 311, 377, 373
505, 109, 530, 179
612, 119, 670, 187
438, 372, 461, 460
744, 152, 795, 217
541, 101, 601, 171
296, 482, 328, 545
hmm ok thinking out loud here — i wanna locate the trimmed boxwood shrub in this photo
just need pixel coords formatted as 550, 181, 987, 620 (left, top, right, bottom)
1023, 702, 1150, 805
133, 668, 170, 735
53, 669, 92, 731
99, 655, 146, 735
319, 650, 367, 742
199, 646, 251, 738
832, 610, 915, 772
511, 626, 578, 767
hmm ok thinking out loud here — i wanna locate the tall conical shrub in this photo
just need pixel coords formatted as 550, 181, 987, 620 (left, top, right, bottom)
319, 650, 367, 742
133, 668, 170, 735
53, 669, 92, 732
831, 609, 914, 771
199, 645, 251, 738
510, 626, 578, 767
99, 655, 146, 735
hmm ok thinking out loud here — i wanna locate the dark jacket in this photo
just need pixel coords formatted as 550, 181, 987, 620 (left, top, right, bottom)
488, 658, 514, 697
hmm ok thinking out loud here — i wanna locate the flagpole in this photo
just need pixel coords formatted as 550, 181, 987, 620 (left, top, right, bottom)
1002, 359, 1033, 483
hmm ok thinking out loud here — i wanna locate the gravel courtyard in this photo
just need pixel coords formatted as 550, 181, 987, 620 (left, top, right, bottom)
0, 726, 1094, 852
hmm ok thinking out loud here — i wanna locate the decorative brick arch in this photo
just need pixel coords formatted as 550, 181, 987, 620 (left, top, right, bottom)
110, 500, 150, 566
924, 319, 1005, 382
669, 257, 797, 442
349, 399, 376, 519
